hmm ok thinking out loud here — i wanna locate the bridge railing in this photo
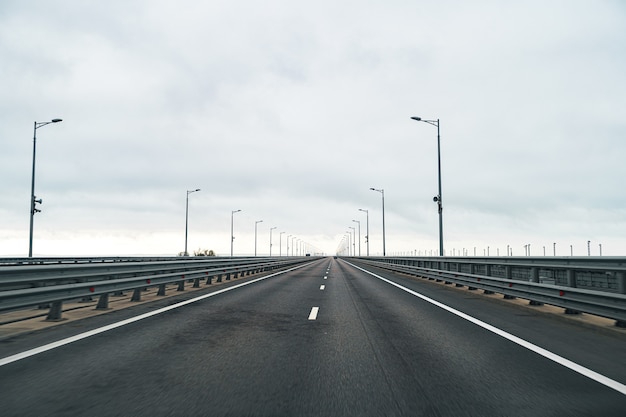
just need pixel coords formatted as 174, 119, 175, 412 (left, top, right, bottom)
349, 256, 626, 327
0, 256, 318, 321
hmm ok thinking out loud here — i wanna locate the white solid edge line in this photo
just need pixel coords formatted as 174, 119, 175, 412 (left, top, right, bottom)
308, 307, 319, 320
0, 262, 312, 367
345, 260, 626, 396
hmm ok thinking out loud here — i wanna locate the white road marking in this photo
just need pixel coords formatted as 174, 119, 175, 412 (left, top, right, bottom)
344, 260, 626, 396
324, 276, 327, 279
308, 307, 319, 320
320, 285, 325, 290
0, 262, 313, 367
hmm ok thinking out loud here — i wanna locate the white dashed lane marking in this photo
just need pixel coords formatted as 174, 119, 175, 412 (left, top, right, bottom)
320, 285, 325, 290
308, 307, 319, 320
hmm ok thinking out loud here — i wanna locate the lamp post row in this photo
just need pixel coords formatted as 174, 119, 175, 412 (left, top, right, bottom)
187, 205, 306, 257
27, 116, 443, 258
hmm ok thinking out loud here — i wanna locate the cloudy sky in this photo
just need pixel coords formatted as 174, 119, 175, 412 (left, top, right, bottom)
1, 0, 625, 257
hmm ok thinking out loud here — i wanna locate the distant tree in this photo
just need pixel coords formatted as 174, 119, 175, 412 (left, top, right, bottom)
194, 248, 216, 256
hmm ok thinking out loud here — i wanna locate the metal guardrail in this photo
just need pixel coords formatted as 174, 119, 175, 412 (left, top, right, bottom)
0, 256, 319, 321
349, 256, 626, 327
0, 256, 199, 266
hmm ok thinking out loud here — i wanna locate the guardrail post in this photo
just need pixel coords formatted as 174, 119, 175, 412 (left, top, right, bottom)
468, 262, 477, 290
528, 268, 543, 306
193, 278, 200, 288
564, 269, 581, 315
46, 301, 63, 321
206, 274, 213, 285
226, 273, 231, 281
567, 269, 577, 288
96, 293, 110, 309
217, 274, 222, 283
483, 265, 494, 294
500, 264, 517, 299
177, 280, 185, 291
454, 262, 463, 286
617, 272, 626, 294
157, 284, 166, 296
131, 288, 142, 301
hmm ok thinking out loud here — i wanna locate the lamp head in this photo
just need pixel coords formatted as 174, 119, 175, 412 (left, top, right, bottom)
51, 119, 63, 123
411, 116, 421, 121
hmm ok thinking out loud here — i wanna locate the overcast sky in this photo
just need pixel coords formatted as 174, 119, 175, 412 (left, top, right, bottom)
1, 0, 625, 257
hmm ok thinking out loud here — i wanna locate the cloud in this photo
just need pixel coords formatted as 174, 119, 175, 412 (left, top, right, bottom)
1, 0, 626, 257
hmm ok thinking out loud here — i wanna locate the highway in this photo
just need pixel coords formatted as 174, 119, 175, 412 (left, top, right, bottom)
1, 257, 625, 416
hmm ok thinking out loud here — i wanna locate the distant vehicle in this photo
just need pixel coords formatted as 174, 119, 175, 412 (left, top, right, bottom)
333, 256, 337, 259
305, 253, 311, 257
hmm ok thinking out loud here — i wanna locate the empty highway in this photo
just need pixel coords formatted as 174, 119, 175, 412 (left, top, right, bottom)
1, 257, 625, 416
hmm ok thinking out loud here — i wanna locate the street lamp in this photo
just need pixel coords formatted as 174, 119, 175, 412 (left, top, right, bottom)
184, 188, 201, 256
254, 220, 263, 256
287, 234, 292, 256
231, 209, 241, 257
411, 116, 444, 256
29, 118, 62, 257
352, 219, 361, 256
349, 226, 356, 257
369, 188, 385, 256
279, 231, 285, 256
359, 208, 369, 256
269, 227, 277, 256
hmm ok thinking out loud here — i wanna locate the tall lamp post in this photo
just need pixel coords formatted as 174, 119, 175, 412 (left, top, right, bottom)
287, 234, 292, 256
352, 219, 361, 256
29, 118, 62, 257
359, 208, 369, 256
269, 227, 277, 256
254, 220, 263, 256
349, 226, 356, 257
279, 231, 285, 256
370, 188, 385, 256
411, 116, 444, 256
231, 209, 241, 257
184, 188, 201, 256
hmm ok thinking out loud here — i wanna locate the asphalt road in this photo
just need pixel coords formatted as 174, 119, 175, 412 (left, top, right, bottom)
0, 257, 625, 416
